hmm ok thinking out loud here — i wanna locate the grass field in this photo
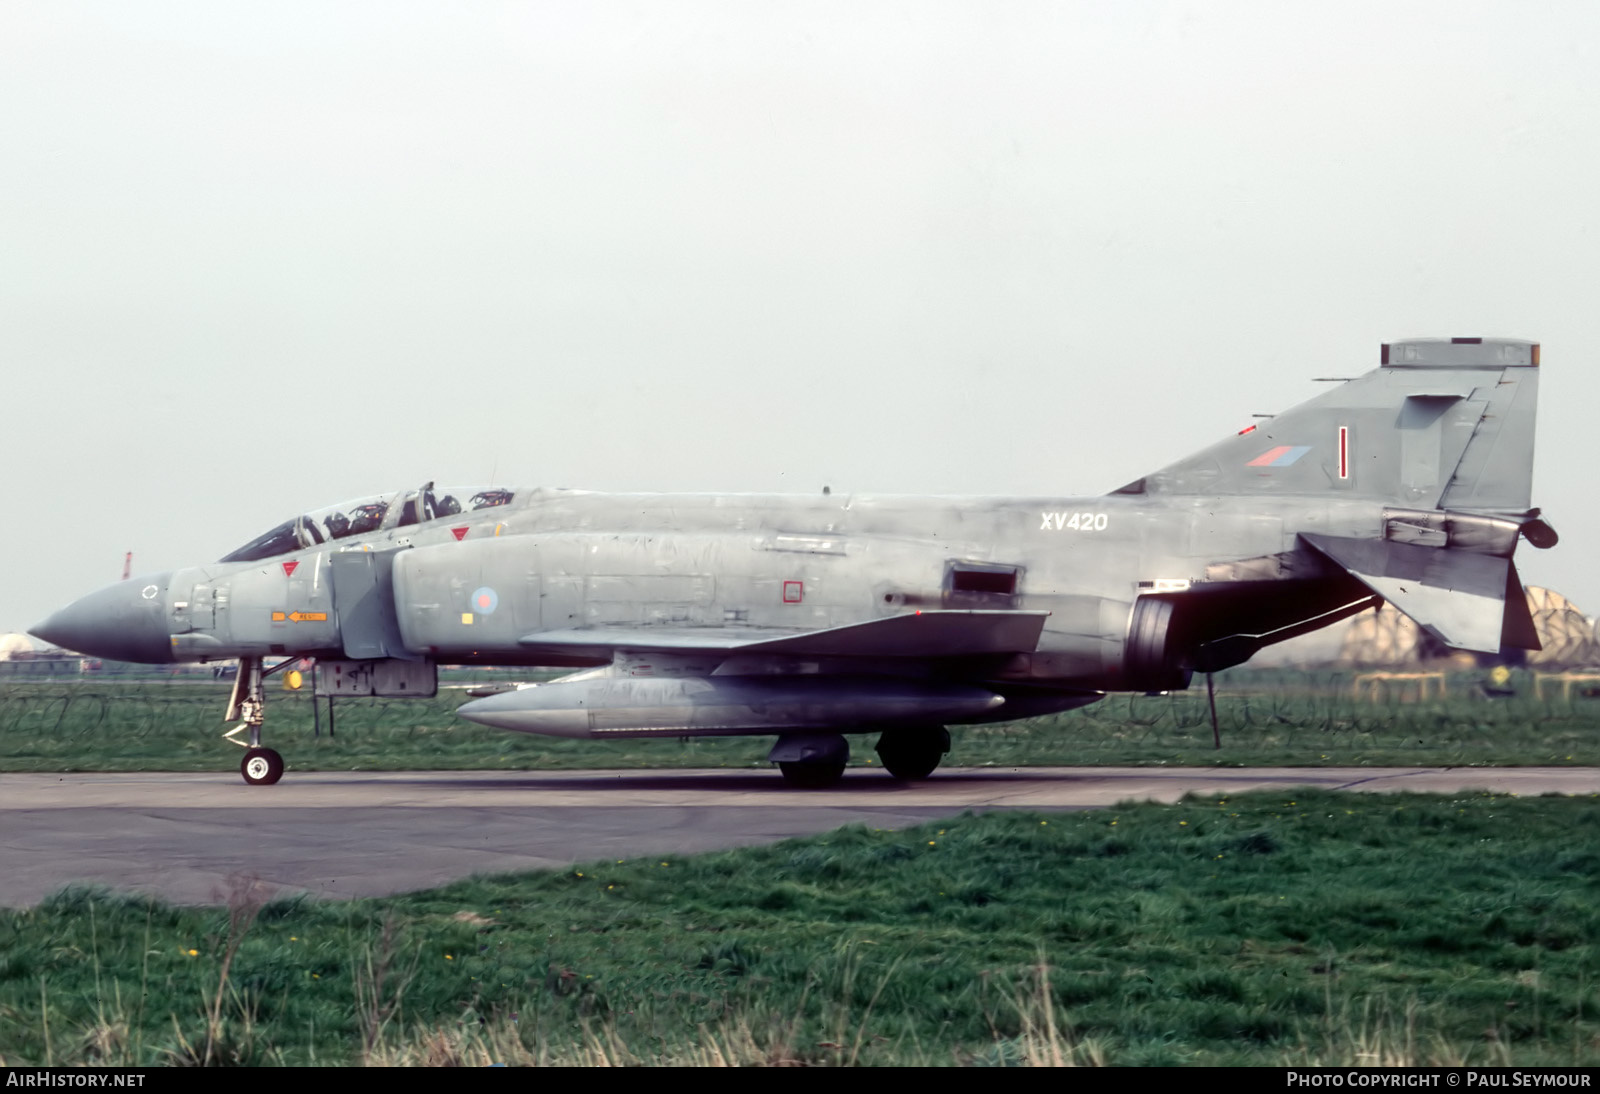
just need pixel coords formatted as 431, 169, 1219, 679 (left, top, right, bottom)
0, 667, 1596, 773
0, 789, 1594, 1066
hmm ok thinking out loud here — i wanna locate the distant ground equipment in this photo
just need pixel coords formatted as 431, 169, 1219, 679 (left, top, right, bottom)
0, 632, 89, 676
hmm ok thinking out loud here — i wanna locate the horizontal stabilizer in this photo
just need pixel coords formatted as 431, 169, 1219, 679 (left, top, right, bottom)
1300, 533, 1524, 654
519, 610, 1050, 660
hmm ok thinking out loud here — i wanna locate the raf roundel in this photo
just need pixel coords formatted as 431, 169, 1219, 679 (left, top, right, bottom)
471, 587, 499, 616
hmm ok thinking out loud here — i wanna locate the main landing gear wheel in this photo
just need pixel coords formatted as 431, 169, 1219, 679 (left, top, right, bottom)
769, 732, 850, 788
875, 727, 951, 781
777, 760, 847, 788
241, 747, 284, 786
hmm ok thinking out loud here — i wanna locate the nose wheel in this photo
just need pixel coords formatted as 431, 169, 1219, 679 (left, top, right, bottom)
241, 748, 284, 785
223, 655, 289, 786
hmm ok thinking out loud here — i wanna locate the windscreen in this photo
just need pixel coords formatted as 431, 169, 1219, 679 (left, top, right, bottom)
218, 519, 308, 563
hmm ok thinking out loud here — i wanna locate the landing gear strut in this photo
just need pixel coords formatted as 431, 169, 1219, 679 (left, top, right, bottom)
875, 726, 950, 780
223, 656, 284, 785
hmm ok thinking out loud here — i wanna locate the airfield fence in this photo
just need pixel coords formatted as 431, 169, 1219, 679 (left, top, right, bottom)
0, 667, 1594, 768
970, 666, 1600, 765
0, 670, 525, 738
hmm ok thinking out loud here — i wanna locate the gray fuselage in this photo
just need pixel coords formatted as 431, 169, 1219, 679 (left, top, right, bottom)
135, 487, 1380, 694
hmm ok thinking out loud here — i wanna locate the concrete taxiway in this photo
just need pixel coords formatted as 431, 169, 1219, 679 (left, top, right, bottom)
2, 766, 1593, 907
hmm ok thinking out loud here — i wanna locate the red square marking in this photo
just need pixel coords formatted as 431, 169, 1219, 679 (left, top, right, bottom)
783, 581, 804, 604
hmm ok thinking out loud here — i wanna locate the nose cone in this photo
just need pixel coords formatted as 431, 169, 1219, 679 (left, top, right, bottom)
30, 574, 175, 663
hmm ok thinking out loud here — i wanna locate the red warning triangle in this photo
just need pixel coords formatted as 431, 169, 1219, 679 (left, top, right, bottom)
451, 526, 469, 541
282, 561, 299, 577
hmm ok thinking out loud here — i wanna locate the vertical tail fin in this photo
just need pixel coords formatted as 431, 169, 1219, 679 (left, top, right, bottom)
1115, 338, 1540, 513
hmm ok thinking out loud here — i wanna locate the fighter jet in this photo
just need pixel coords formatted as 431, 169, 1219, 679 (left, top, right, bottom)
32, 337, 1556, 786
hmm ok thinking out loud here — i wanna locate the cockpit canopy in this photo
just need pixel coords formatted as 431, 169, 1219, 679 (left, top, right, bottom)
219, 484, 515, 564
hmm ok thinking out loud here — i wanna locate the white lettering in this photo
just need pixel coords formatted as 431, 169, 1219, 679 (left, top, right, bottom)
1514, 1078, 1591, 1088
1339, 1073, 1444, 1087
2, 1074, 155, 1088
1039, 511, 1111, 533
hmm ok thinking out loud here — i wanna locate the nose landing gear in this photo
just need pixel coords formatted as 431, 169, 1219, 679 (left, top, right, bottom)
223, 656, 285, 785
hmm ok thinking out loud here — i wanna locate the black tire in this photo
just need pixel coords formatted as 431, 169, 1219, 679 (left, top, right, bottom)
778, 760, 846, 788
241, 747, 284, 786
878, 749, 940, 780
876, 727, 950, 781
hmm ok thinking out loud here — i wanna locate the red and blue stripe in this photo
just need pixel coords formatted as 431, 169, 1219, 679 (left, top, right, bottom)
1247, 445, 1312, 468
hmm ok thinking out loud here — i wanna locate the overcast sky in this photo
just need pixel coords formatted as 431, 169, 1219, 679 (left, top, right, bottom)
5, 1, 1599, 633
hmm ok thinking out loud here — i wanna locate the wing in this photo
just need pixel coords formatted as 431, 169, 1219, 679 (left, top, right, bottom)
516, 609, 1051, 661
